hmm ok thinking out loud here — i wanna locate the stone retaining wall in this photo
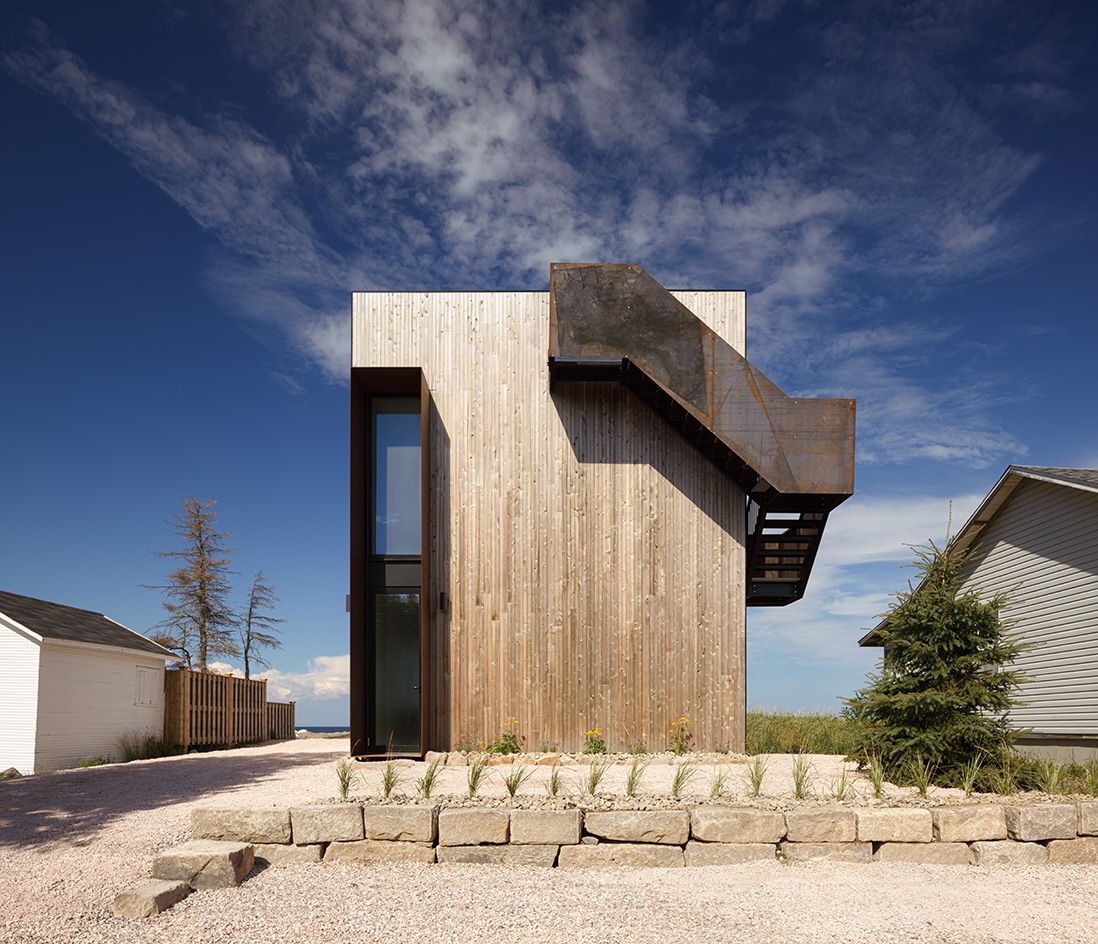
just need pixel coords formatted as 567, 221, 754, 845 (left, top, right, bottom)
189, 802, 1098, 868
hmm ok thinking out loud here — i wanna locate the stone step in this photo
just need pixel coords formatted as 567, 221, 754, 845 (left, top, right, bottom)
152, 840, 255, 890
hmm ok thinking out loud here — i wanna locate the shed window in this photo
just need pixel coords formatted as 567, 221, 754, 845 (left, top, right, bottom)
135, 666, 159, 706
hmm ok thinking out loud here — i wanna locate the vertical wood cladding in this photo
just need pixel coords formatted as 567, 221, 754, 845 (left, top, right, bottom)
353, 290, 747, 752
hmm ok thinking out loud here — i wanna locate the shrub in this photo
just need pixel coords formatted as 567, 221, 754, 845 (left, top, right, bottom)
486, 719, 522, 755
118, 733, 179, 763
582, 727, 606, 755
668, 716, 693, 755
628, 743, 647, 756
77, 757, 110, 768
845, 540, 1026, 783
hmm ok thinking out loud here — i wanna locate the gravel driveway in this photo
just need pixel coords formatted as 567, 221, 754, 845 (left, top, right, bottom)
2, 738, 1095, 944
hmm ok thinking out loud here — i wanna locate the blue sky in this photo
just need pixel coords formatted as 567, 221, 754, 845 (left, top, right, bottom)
2, 1, 1096, 725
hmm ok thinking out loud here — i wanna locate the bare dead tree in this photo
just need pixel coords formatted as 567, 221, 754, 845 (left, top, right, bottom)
240, 570, 284, 678
149, 497, 240, 671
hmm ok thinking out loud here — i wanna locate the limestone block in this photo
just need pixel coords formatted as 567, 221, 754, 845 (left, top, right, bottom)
151, 840, 255, 889
931, 806, 1007, 842
583, 810, 689, 845
558, 843, 685, 868
324, 840, 436, 864
254, 842, 324, 865
684, 842, 777, 866
437, 809, 509, 845
856, 808, 932, 843
690, 808, 785, 843
780, 841, 871, 863
190, 807, 291, 844
291, 805, 364, 844
970, 840, 1048, 865
1047, 837, 1098, 865
436, 844, 559, 866
1004, 805, 1076, 841
363, 806, 436, 843
784, 809, 857, 843
873, 842, 972, 865
510, 809, 582, 845
111, 880, 191, 919
1077, 802, 1098, 836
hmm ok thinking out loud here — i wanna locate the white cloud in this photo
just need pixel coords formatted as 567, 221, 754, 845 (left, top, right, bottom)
204, 654, 350, 702
749, 491, 985, 663
5, 1, 1059, 465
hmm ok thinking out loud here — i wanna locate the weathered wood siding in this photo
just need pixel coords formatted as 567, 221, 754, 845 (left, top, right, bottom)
353, 290, 747, 753
960, 479, 1098, 737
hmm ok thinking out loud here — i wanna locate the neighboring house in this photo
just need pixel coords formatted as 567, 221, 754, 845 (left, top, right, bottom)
350, 263, 855, 757
860, 466, 1098, 760
0, 589, 177, 773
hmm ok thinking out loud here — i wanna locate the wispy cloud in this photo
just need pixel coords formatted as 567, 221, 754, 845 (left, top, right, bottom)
5, 1, 1070, 465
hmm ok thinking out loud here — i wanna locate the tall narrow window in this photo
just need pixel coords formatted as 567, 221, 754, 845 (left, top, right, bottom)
372, 398, 421, 556
351, 368, 429, 758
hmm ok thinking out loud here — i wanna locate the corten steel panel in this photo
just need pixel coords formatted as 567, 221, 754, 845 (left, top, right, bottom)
349, 367, 430, 758
549, 263, 855, 507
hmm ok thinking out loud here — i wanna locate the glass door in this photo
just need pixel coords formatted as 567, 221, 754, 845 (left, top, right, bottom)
368, 396, 422, 753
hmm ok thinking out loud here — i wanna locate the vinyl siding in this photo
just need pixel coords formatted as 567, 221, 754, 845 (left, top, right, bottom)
33, 643, 166, 772
960, 479, 1098, 736
0, 622, 41, 774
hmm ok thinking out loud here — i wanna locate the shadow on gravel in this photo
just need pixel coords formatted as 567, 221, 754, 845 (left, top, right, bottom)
0, 746, 337, 847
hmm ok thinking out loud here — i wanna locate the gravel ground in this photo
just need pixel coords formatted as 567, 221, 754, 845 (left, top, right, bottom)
2, 738, 1095, 944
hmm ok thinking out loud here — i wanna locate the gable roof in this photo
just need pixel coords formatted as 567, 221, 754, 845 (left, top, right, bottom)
0, 589, 175, 658
858, 465, 1098, 647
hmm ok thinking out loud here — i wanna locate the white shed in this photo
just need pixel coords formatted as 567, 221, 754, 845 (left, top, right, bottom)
860, 466, 1098, 760
0, 589, 177, 774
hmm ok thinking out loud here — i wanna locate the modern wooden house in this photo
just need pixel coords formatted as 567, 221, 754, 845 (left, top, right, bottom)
860, 465, 1098, 760
0, 589, 177, 773
351, 263, 856, 757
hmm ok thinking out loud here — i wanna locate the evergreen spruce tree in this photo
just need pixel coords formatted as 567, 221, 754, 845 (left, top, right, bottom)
845, 539, 1027, 781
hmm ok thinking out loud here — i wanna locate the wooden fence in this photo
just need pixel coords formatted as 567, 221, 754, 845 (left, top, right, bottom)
164, 667, 296, 751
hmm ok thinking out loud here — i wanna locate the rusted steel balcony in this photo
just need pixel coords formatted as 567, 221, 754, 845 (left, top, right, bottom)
548, 262, 855, 605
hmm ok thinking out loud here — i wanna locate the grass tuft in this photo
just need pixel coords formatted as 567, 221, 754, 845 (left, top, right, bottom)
415, 757, 442, 799
1035, 759, 1063, 795
867, 755, 885, 799
625, 757, 649, 797
467, 755, 490, 798
670, 762, 698, 799
709, 768, 731, 800
336, 759, 355, 799
380, 759, 400, 799
503, 765, 534, 798
791, 753, 813, 799
831, 768, 850, 801
546, 764, 563, 798
905, 754, 935, 798
745, 755, 768, 798
959, 756, 983, 797
583, 759, 611, 796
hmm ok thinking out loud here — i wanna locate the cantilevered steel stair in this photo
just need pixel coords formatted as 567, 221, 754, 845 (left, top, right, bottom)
548, 263, 855, 606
